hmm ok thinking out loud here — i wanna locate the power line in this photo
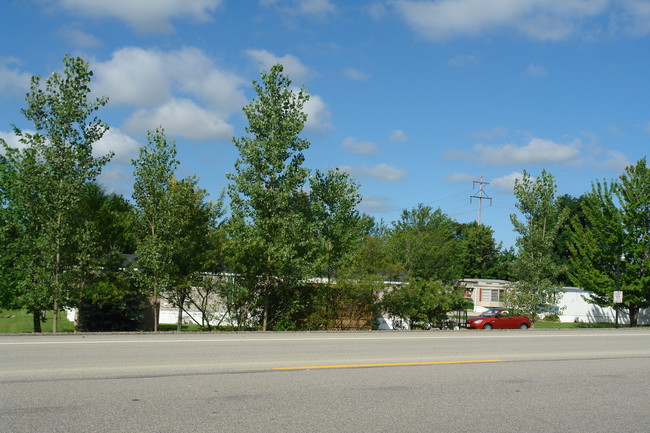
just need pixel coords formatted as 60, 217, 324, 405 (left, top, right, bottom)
470, 175, 492, 225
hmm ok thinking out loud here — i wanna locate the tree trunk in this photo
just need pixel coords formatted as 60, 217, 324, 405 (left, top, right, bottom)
629, 306, 638, 327
262, 291, 269, 332
153, 281, 159, 332
33, 310, 42, 333
177, 295, 186, 332
52, 300, 58, 334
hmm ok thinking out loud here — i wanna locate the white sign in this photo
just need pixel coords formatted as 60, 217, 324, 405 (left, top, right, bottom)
613, 291, 623, 303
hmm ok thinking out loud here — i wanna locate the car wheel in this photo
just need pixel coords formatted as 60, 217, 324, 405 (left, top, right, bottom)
519, 323, 529, 330
483, 323, 493, 330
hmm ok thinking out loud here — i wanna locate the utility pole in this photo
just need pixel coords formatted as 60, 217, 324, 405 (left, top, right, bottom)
470, 175, 492, 225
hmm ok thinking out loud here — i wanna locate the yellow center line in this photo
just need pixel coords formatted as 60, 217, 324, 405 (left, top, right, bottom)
273, 359, 504, 370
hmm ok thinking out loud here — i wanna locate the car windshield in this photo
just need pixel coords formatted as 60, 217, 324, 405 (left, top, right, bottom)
479, 309, 500, 317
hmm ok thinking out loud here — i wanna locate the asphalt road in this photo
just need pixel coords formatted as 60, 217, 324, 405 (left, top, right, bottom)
1, 329, 649, 433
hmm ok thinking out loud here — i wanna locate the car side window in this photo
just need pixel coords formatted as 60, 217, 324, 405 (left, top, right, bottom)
500, 310, 510, 317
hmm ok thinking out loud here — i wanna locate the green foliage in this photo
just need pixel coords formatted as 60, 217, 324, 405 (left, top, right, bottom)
132, 128, 223, 331
166, 177, 222, 331
381, 279, 464, 327
77, 291, 147, 332
456, 221, 508, 279
507, 170, 568, 321
387, 204, 462, 281
310, 168, 364, 281
568, 158, 650, 326
1, 55, 111, 332
227, 64, 319, 331
132, 128, 178, 331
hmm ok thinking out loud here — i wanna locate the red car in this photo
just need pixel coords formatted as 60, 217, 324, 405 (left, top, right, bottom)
466, 308, 531, 330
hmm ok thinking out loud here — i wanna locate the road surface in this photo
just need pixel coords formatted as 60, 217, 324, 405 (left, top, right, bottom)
1, 329, 649, 432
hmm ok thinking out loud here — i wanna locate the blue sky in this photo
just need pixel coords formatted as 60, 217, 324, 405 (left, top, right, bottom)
1, 0, 649, 248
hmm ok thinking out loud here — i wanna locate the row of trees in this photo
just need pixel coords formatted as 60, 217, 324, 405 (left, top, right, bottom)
1, 56, 648, 332
506, 163, 649, 326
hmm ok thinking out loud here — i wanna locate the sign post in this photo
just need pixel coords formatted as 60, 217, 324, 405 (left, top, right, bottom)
613, 291, 623, 328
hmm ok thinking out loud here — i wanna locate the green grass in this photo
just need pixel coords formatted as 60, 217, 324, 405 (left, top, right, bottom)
0, 310, 75, 333
533, 321, 620, 329
157, 323, 260, 332
158, 323, 204, 332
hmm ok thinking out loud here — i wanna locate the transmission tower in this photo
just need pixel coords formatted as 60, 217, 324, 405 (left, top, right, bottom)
470, 175, 492, 225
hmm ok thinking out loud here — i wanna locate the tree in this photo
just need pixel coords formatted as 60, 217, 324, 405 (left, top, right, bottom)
457, 221, 503, 279
387, 204, 462, 281
309, 168, 364, 282
165, 177, 221, 331
1, 55, 111, 332
70, 183, 144, 331
381, 279, 464, 328
552, 194, 587, 286
226, 64, 318, 331
568, 158, 650, 326
132, 128, 178, 331
507, 170, 568, 322
0, 155, 21, 311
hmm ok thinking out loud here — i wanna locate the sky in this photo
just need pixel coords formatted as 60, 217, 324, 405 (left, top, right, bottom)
1, 0, 649, 249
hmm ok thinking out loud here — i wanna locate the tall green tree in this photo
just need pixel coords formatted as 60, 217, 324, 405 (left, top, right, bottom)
227, 64, 318, 331
568, 158, 650, 326
70, 183, 144, 331
310, 168, 363, 282
1, 55, 111, 332
457, 221, 503, 279
387, 204, 462, 281
132, 128, 178, 331
507, 170, 567, 322
0, 154, 21, 311
165, 177, 222, 331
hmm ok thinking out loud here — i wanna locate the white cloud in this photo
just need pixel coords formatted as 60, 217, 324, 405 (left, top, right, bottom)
448, 54, 478, 66
91, 47, 245, 141
303, 94, 333, 132
165, 48, 247, 115
491, 172, 523, 192
471, 126, 508, 141
0, 130, 29, 153
616, 0, 650, 37
393, 0, 609, 41
0, 58, 31, 98
261, 0, 336, 18
367, 3, 387, 22
57, 0, 223, 33
245, 49, 310, 83
359, 194, 394, 213
123, 98, 233, 141
344, 68, 370, 81
522, 64, 548, 77
58, 28, 102, 48
93, 128, 140, 164
597, 150, 631, 171
341, 164, 406, 182
298, 0, 336, 16
92, 47, 171, 106
445, 172, 476, 183
475, 138, 582, 165
98, 164, 135, 196
343, 137, 379, 155
388, 129, 408, 143
93, 47, 246, 110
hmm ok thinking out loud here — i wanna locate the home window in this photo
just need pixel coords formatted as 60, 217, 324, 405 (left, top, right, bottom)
490, 289, 503, 302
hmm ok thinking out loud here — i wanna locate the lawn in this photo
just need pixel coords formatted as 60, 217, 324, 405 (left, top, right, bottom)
0, 310, 75, 333
533, 321, 621, 329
